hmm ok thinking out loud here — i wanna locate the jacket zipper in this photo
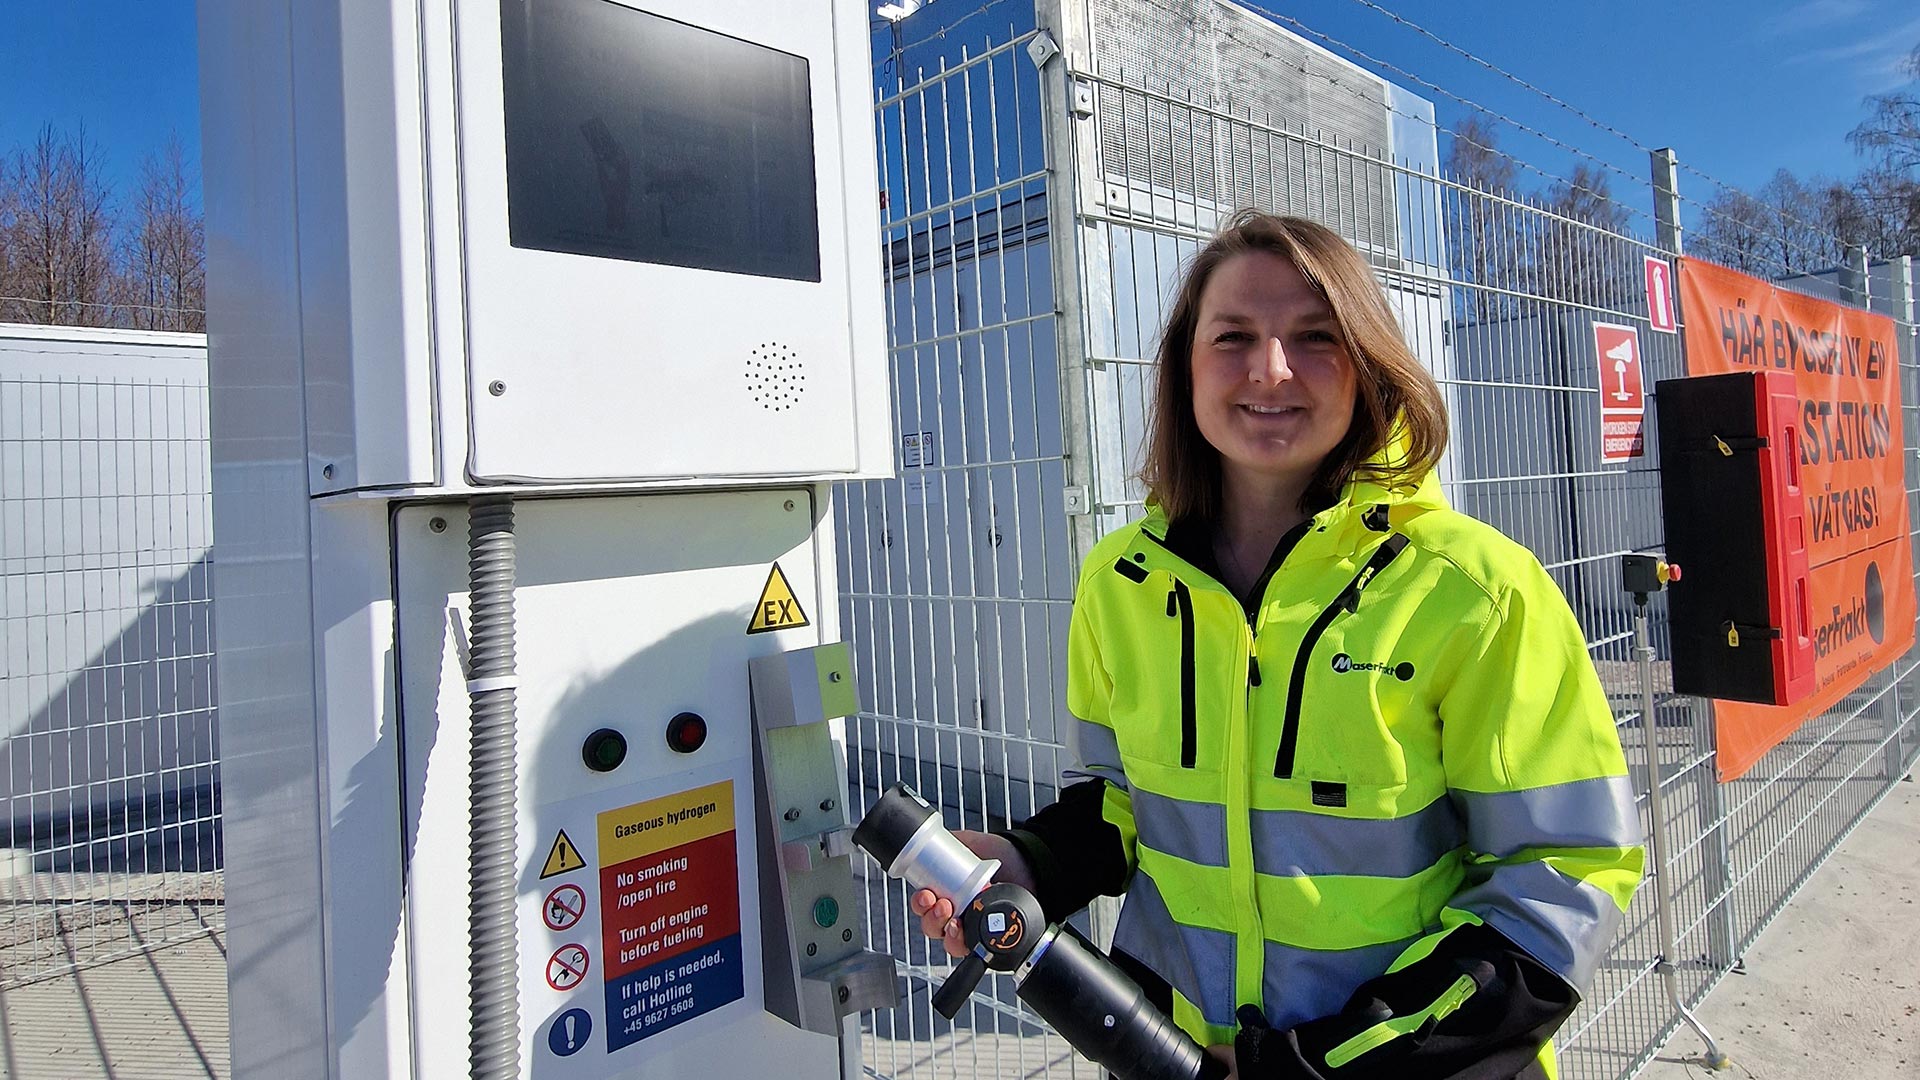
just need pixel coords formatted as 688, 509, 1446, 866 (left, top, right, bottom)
1273, 534, 1410, 779
1140, 518, 1315, 769
1169, 580, 1197, 768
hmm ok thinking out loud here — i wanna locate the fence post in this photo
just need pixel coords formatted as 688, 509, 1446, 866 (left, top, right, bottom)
1891, 256, 1917, 779
1841, 245, 1870, 309
1034, 0, 1123, 955
1651, 148, 1683, 257
1648, 147, 1739, 972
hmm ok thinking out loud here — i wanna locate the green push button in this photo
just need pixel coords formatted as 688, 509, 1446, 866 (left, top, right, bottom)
811, 895, 840, 928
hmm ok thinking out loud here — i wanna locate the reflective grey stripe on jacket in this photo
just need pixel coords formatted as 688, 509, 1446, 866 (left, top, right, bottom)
1451, 859, 1624, 993
1111, 868, 1236, 1028
1452, 775, 1643, 858
1133, 785, 1470, 881
1066, 717, 1129, 792
1114, 867, 1431, 1032
1262, 933, 1423, 1031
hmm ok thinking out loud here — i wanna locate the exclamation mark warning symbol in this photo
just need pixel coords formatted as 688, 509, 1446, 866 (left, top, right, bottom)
548, 1007, 593, 1058
541, 829, 586, 879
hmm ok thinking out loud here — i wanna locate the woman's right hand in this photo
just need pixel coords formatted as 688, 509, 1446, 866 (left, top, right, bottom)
907, 830, 1036, 958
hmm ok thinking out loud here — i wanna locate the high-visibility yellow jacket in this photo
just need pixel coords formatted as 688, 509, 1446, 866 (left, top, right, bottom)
1006, 468, 1644, 1078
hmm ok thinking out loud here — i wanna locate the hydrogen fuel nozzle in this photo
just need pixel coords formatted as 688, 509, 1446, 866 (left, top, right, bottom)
852, 784, 1226, 1080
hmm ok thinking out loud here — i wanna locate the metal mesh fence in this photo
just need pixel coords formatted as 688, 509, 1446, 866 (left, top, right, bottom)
843, 12, 1104, 1075
841, 4, 1920, 1080
0, 344, 222, 990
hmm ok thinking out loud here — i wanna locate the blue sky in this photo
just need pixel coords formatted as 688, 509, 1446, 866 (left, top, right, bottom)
1, 0, 1915, 224
0, 3, 200, 200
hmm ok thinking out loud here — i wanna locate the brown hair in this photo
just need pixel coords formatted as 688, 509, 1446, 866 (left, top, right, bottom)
1138, 210, 1448, 521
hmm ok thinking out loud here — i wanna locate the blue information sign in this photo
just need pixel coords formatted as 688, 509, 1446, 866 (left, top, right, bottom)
547, 1008, 593, 1058
603, 935, 744, 1052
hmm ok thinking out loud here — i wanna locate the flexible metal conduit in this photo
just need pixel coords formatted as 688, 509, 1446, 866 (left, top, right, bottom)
466, 495, 522, 1079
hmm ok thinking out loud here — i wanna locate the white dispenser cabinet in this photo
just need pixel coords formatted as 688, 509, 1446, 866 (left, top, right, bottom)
198, 2, 894, 1077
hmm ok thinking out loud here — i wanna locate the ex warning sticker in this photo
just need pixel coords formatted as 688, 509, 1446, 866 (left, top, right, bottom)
541, 829, 587, 879
746, 563, 810, 634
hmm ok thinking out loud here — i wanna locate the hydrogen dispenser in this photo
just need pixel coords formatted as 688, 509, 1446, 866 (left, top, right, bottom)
198, 1, 896, 1077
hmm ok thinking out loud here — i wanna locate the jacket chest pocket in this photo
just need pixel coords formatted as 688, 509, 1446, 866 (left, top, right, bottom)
1104, 559, 1204, 770
1268, 534, 1420, 788
1280, 619, 1435, 790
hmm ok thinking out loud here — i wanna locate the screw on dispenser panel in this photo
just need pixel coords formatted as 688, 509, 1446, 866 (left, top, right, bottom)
488, 380, 506, 397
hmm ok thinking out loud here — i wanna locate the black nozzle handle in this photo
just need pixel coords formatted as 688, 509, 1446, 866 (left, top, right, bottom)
932, 949, 989, 1020
1017, 926, 1220, 1080
851, 783, 937, 872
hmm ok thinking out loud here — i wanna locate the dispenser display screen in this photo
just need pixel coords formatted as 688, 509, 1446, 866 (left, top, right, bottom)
499, 0, 822, 282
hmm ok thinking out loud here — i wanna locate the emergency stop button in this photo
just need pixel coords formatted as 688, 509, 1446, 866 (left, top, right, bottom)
666, 712, 708, 754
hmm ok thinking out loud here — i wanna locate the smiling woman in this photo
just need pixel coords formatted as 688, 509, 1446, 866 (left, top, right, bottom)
911, 211, 1646, 1080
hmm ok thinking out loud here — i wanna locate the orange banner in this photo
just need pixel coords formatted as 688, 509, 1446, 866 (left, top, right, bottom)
1678, 258, 1913, 780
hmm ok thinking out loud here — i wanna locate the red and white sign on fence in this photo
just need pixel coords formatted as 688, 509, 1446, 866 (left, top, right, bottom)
1594, 321, 1646, 463
1645, 255, 1677, 334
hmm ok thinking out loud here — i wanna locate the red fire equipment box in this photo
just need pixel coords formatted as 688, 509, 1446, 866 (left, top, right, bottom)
1655, 370, 1815, 706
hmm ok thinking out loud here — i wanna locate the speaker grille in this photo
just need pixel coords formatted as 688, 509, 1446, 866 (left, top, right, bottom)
745, 343, 806, 412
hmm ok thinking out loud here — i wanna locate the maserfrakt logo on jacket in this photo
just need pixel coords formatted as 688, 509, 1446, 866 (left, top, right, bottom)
1330, 653, 1416, 682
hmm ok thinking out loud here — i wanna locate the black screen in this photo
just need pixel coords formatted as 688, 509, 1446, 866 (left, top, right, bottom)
499, 0, 822, 281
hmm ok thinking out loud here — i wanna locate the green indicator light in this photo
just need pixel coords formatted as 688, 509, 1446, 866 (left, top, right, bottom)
812, 895, 840, 928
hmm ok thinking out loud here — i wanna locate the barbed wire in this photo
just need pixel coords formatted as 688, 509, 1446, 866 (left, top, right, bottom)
1332, 0, 1864, 257
1672, 190, 1852, 274
873, 0, 1024, 77
1245, 6, 1657, 196
0, 295, 204, 315
1205, 26, 1654, 229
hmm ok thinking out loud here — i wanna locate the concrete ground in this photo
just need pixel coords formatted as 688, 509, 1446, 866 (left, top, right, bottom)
0, 927, 227, 1080
1642, 775, 1920, 1080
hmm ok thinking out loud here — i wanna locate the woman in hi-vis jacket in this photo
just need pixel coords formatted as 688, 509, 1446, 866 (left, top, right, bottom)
912, 211, 1643, 1080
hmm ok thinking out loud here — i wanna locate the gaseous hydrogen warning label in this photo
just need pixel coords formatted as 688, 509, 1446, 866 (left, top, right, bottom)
597, 781, 742, 1051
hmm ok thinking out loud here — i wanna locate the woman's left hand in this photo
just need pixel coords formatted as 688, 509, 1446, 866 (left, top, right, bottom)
1205, 1044, 1238, 1080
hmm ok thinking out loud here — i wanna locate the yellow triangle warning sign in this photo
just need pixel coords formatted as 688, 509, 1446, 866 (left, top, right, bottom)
540, 829, 586, 879
747, 563, 810, 635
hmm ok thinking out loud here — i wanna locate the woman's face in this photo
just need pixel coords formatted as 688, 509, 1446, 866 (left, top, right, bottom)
1188, 249, 1358, 502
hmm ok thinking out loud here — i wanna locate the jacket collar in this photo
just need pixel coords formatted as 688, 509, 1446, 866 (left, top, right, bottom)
1142, 439, 1449, 558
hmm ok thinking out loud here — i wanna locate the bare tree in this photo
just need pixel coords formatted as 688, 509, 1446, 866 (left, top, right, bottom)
1690, 185, 1773, 275
1445, 114, 1521, 323
1845, 42, 1920, 258
1, 124, 117, 326
1532, 164, 1633, 309
1756, 170, 1846, 271
0, 158, 16, 311
120, 134, 205, 332
1850, 43, 1920, 176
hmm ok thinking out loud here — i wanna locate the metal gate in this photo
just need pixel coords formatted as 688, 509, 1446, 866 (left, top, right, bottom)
839, 2, 1920, 1079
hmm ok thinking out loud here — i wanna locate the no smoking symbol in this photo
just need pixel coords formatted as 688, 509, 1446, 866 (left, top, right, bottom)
546, 943, 590, 992
544, 884, 585, 932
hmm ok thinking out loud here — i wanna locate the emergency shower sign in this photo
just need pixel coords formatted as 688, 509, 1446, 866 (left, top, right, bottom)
1593, 322, 1646, 464
597, 780, 743, 1051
